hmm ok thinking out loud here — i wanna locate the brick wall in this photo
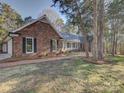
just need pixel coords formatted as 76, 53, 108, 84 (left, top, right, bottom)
13, 21, 62, 57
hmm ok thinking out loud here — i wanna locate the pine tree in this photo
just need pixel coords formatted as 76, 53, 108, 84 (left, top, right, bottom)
52, 0, 93, 57
0, 2, 23, 43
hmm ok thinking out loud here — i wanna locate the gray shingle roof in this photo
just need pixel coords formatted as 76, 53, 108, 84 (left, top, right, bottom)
58, 31, 83, 43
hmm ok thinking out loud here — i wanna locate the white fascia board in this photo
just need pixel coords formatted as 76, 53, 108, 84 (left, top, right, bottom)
9, 33, 19, 37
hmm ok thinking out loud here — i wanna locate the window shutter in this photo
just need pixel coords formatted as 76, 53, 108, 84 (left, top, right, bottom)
50, 39, 53, 52
57, 40, 59, 49
34, 38, 37, 53
22, 37, 26, 53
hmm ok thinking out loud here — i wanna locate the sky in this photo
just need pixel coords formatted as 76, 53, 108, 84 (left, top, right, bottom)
1, 0, 66, 21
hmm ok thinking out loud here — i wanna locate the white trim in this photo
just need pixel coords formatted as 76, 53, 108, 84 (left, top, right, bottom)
8, 39, 12, 56
26, 37, 34, 54
2, 43, 7, 53
9, 33, 19, 37
62, 40, 81, 51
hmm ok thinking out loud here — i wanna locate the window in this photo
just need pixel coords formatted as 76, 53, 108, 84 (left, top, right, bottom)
63, 42, 66, 49
76, 43, 78, 48
72, 43, 77, 49
76, 43, 80, 49
67, 43, 69, 48
51, 39, 57, 51
67, 42, 71, 48
78, 43, 80, 48
26, 37, 34, 53
70, 43, 73, 49
73, 43, 75, 48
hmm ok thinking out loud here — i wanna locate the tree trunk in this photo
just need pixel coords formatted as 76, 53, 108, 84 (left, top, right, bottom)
92, 0, 105, 61
111, 18, 119, 56
120, 43, 124, 55
83, 32, 89, 58
111, 21, 116, 56
97, 0, 104, 61
115, 35, 118, 54
80, 26, 89, 58
112, 33, 115, 56
92, 0, 98, 60
112, 30, 118, 55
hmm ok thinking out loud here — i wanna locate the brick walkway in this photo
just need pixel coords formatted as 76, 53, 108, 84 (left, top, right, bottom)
0, 55, 83, 68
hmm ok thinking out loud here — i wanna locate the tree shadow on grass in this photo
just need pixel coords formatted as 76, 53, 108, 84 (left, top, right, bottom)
0, 57, 124, 93
105, 55, 124, 65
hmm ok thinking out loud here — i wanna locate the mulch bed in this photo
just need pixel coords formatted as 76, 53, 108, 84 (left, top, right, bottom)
0, 52, 111, 65
0, 53, 66, 63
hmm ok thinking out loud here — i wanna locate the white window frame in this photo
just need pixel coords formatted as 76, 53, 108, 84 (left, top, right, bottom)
63, 41, 66, 49
26, 37, 34, 54
71, 42, 73, 49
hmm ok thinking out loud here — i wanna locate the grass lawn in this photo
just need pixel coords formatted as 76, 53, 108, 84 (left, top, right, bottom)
0, 56, 124, 93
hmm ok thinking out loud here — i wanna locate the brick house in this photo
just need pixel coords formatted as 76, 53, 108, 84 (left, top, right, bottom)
1, 15, 83, 59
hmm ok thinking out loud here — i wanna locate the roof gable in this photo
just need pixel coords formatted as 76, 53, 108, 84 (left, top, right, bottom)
10, 15, 62, 38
